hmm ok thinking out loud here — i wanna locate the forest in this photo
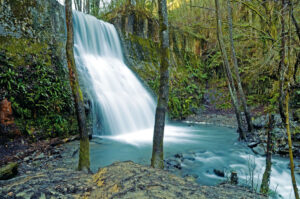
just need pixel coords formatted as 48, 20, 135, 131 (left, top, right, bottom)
0, 0, 299, 198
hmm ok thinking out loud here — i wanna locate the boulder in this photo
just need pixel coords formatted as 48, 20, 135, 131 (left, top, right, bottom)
213, 169, 225, 177
182, 153, 196, 161
252, 144, 266, 156
253, 115, 268, 129
248, 142, 259, 148
0, 162, 18, 180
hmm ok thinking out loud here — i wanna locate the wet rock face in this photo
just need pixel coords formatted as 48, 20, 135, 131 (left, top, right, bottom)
0, 0, 65, 44
252, 114, 300, 158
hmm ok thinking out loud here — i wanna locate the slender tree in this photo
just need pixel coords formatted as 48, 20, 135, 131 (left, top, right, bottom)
75, 0, 82, 12
260, 114, 274, 195
281, 1, 299, 197
86, 0, 90, 14
65, 0, 90, 171
215, 0, 246, 140
151, 0, 170, 169
279, 0, 287, 123
227, 0, 253, 133
291, 1, 300, 82
285, 92, 299, 199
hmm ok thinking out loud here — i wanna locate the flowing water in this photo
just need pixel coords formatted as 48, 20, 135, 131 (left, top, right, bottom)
73, 11, 299, 199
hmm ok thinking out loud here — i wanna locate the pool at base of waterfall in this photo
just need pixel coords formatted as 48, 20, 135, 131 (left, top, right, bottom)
90, 122, 299, 199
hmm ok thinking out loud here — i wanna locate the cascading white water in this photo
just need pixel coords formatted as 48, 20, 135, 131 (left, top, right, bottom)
73, 11, 156, 135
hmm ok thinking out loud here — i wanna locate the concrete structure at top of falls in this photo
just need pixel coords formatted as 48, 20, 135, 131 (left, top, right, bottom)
73, 11, 156, 135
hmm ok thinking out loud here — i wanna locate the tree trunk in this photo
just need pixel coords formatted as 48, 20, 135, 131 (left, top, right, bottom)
65, 0, 90, 171
151, 0, 170, 169
227, 0, 253, 133
295, 53, 300, 82
279, 0, 287, 124
291, 10, 300, 40
75, 0, 82, 12
260, 114, 274, 195
291, 4, 300, 82
214, 0, 246, 140
86, 0, 90, 14
285, 92, 300, 199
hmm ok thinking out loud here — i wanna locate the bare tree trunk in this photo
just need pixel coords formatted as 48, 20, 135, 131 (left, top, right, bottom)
291, 3, 300, 82
86, 0, 90, 14
285, 92, 300, 199
65, 0, 90, 171
227, 0, 253, 133
75, 0, 82, 12
279, 0, 287, 123
214, 0, 246, 140
295, 53, 300, 82
151, 0, 170, 169
260, 114, 274, 195
74, 0, 79, 10
292, 10, 300, 40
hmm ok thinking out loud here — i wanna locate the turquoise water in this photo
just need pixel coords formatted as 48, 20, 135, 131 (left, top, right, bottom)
90, 122, 299, 199
72, 10, 299, 199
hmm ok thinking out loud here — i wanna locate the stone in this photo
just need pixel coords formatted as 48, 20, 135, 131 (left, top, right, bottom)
0, 162, 18, 180
213, 169, 225, 177
253, 115, 268, 129
35, 153, 45, 160
252, 144, 265, 156
182, 153, 196, 161
248, 142, 259, 148
271, 127, 285, 139
230, 171, 238, 185
23, 156, 30, 162
166, 159, 182, 170
174, 153, 183, 160
274, 114, 283, 126
7, 192, 14, 197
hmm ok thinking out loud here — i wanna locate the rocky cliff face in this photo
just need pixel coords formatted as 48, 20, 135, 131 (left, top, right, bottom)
0, 0, 66, 68
0, 0, 77, 139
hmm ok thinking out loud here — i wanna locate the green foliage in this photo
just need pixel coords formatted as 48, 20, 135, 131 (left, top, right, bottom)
0, 37, 76, 139
127, 33, 208, 119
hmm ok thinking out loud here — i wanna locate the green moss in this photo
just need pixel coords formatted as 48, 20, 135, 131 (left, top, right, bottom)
8, 0, 37, 20
78, 137, 90, 171
125, 33, 207, 119
0, 36, 76, 139
0, 36, 51, 67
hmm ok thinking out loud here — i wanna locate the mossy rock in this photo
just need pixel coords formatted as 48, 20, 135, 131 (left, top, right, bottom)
0, 162, 18, 180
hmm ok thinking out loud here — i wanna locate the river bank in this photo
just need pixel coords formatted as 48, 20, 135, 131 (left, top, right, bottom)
0, 139, 266, 199
186, 111, 300, 159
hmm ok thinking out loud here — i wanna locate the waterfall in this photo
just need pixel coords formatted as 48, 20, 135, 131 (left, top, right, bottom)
73, 11, 156, 135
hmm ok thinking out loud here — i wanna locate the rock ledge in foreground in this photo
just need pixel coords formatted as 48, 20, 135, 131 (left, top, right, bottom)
87, 161, 266, 199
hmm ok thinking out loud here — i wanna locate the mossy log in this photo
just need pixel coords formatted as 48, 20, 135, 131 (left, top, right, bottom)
0, 162, 18, 180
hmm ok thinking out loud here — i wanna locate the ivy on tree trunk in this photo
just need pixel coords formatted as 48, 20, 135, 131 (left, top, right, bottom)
151, 0, 170, 169
227, 0, 253, 133
65, 0, 90, 171
214, 0, 246, 140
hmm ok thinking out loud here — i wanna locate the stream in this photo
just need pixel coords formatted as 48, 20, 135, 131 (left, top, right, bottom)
90, 123, 299, 199
72, 10, 300, 199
